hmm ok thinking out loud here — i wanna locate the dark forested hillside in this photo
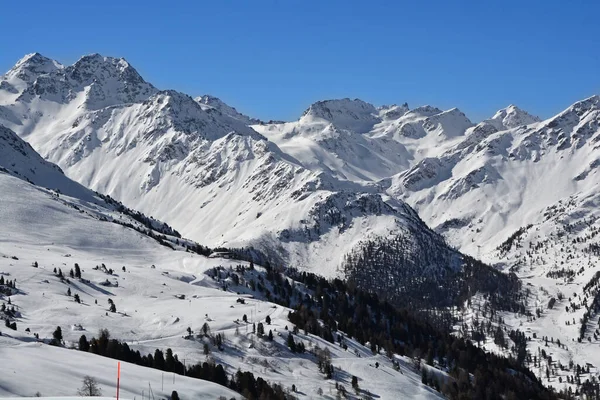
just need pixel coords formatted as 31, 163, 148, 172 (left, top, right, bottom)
342, 231, 524, 311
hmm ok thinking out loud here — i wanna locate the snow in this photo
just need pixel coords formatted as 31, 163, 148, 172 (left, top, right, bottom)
0, 169, 439, 399
0, 337, 239, 399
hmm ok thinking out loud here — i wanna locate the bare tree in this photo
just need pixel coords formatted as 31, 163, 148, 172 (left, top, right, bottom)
77, 376, 102, 396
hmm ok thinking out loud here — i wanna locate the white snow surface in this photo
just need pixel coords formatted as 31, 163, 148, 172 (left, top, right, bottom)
0, 168, 440, 399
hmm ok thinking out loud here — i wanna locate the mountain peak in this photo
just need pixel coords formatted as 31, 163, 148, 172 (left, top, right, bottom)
422, 107, 473, 137
69, 53, 145, 84
379, 103, 410, 120
488, 104, 540, 130
301, 98, 378, 133
4, 52, 63, 83
18, 53, 158, 109
196, 94, 261, 125
566, 95, 600, 113
405, 105, 443, 118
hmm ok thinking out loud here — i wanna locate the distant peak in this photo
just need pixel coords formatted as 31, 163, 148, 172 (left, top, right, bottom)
406, 105, 443, 118
489, 104, 540, 129
302, 98, 376, 116
196, 94, 261, 125
67, 53, 149, 90
17, 52, 47, 64
379, 103, 410, 120
5, 52, 63, 81
197, 94, 227, 107
73, 53, 134, 71
301, 98, 379, 133
568, 95, 600, 111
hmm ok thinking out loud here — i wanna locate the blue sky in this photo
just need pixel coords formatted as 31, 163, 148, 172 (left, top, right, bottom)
2, 0, 598, 122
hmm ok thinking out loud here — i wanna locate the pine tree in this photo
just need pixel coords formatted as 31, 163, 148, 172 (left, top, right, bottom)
165, 348, 176, 371
287, 332, 297, 352
108, 299, 116, 313
74, 263, 81, 279
257, 322, 264, 336
52, 326, 62, 346
154, 349, 166, 370
79, 335, 90, 352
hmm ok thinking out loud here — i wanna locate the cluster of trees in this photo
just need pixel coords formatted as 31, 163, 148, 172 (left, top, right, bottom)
286, 332, 306, 354
578, 271, 600, 342
76, 329, 289, 399
1, 277, 17, 330
0, 275, 17, 296
4, 317, 16, 330
496, 224, 533, 257
96, 192, 181, 238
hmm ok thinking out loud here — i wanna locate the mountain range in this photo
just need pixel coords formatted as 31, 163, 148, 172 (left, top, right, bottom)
2, 52, 600, 396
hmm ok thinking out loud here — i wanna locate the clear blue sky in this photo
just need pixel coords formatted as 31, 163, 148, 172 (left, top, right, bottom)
2, 0, 599, 122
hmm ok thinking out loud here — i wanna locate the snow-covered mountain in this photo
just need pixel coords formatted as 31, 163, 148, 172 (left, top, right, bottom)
0, 53, 478, 293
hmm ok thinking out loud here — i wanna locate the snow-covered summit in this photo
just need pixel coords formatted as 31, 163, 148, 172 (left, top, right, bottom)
16, 53, 157, 109
378, 102, 410, 120
139, 90, 262, 142
196, 94, 261, 125
301, 98, 379, 133
422, 107, 473, 138
486, 104, 541, 130
2, 52, 63, 84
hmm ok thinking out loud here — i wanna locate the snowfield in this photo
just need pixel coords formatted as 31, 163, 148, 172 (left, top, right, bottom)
0, 336, 240, 399
0, 171, 439, 399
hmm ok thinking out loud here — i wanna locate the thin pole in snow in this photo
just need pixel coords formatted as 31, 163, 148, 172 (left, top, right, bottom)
162, 372, 164, 391
117, 362, 121, 400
